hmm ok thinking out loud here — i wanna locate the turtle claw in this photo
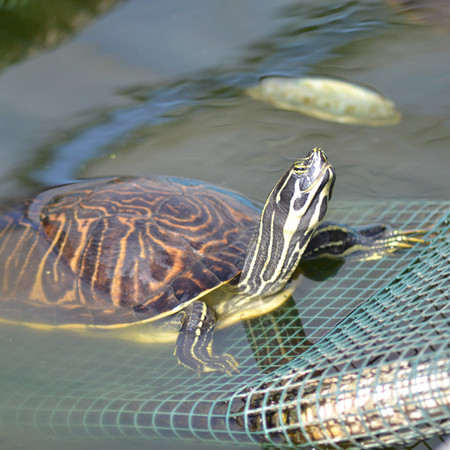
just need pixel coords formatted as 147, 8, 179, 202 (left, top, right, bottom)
391, 228, 430, 240
361, 227, 428, 260
387, 228, 431, 247
175, 344, 239, 376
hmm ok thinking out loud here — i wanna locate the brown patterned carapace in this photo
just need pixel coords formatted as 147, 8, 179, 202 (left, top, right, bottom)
0, 176, 259, 327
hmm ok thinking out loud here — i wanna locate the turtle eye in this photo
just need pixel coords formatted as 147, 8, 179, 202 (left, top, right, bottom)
293, 163, 307, 175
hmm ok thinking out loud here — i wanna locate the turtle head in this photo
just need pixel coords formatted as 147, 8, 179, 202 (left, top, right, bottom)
239, 148, 335, 297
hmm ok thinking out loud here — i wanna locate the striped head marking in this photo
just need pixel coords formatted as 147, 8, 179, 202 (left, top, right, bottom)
276, 147, 335, 228
239, 148, 335, 297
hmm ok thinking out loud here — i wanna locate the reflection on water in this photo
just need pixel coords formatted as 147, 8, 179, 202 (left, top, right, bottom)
0, 0, 123, 71
4, 1, 447, 203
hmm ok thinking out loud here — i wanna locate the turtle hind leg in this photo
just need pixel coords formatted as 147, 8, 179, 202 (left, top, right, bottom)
175, 300, 239, 375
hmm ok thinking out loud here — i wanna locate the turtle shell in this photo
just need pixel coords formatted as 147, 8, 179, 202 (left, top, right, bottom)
0, 177, 260, 327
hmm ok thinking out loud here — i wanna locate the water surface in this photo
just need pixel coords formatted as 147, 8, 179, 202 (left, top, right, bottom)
0, 1, 449, 448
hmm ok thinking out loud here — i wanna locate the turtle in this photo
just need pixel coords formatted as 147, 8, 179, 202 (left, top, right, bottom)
0, 148, 422, 375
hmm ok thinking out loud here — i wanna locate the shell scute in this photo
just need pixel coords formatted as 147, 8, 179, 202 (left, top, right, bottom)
171, 261, 221, 304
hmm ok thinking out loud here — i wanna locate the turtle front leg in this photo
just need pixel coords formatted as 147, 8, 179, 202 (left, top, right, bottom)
304, 221, 426, 261
175, 300, 239, 375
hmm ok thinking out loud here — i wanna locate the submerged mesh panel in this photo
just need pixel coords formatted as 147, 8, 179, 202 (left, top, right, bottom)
0, 200, 448, 449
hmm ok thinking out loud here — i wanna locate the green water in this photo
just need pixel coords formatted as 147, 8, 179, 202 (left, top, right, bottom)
0, 0, 449, 448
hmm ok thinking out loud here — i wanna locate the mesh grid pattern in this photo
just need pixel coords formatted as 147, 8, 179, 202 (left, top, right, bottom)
0, 200, 448, 448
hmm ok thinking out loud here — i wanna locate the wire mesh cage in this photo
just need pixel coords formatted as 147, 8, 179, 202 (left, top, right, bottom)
0, 200, 448, 449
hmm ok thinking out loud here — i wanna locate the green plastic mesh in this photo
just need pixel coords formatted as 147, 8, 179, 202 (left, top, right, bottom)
0, 200, 448, 449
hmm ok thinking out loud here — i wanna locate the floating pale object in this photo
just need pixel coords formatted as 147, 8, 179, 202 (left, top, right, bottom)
246, 77, 401, 126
